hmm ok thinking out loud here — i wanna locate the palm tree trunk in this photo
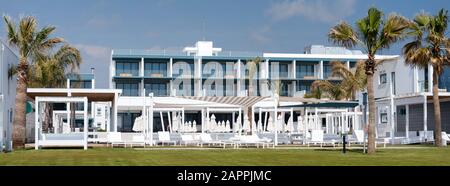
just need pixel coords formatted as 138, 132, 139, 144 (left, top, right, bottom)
367, 73, 376, 154
432, 70, 442, 147
12, 57, 28, 149
248, 80, 253, 135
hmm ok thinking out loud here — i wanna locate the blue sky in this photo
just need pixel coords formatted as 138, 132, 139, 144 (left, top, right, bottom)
1, 0, 449, 88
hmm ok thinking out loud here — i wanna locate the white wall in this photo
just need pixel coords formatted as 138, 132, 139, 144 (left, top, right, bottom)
0, 40, 18, 151
374, 57, 421, 99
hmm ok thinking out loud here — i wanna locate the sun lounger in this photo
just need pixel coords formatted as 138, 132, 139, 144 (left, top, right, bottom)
348, 130, 365, 146
235, 135, 274, 149
180, 134, 200, 146
157, 131, 177, 146
306, 130, 336, 147
126, 135, 146, 148
199, 133, 225, 147
108, 132, 125, 148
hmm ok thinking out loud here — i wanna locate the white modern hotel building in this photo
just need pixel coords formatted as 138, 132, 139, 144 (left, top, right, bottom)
2, 40, 449, 150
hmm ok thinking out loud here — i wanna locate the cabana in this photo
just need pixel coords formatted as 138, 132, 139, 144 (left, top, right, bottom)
28, 88, 121, 150
34, 96, 88, 149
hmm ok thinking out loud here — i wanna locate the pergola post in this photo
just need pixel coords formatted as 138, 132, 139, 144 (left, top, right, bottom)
83, 97, 88, 150
423, 94, 428, 141
406, 104, 409, 140
35, 97, 40, 150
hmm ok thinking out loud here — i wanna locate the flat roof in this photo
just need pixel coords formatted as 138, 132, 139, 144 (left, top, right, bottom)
27, 88, 122, 102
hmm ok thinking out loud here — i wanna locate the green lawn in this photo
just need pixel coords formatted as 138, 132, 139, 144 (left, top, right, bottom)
1, 147, 450, 166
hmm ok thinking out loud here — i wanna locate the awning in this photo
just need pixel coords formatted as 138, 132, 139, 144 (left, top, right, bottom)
279, 101, 359, 108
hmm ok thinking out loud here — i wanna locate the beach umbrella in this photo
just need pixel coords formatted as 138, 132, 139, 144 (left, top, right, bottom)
132, 116, 145, 132
234, 115, 241, 133
243, 115, 250, 132
267, 116, 274, 132
225, 120, 231, 132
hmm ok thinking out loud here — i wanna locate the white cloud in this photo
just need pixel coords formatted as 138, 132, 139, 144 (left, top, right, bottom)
267, 0, 356, 23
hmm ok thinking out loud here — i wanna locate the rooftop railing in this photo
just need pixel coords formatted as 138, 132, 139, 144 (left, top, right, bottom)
113, 49, 263, 58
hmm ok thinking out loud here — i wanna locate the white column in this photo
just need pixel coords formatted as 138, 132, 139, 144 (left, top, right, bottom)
83, 98, 88, 150
113, 93, 118, 132
427, 64, 433, 93
140, 57, 144, 76
423, 94, 428, 134
405, 104, 410, 139
319, 60, 324, 79
35, 97, 40, 150
160, 111, 165, 132
274, 106, 278, 145
169, 58, 173, 78
167, 111, 172, 133
66, 102, 70, 132
149, 95, 154, 146
292, 60, 297, 79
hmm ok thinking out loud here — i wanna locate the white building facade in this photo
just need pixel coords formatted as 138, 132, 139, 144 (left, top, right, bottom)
374, 57, 450, 143
0, 39, 18, 152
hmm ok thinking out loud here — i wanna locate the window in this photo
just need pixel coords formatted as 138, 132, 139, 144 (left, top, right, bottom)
296, 81, 311, 92
379, 73, 387, 84
116, 61, 139, 76
380, 113, 388, 123
323, 63, 333, 79
116, 80, 139, 96
391, 72, 396, 95
296, 63, 315, 78
145, 62, 167, 77
97, 108, 102, 116
145, 83, 167, 96
399, 108, 406, 115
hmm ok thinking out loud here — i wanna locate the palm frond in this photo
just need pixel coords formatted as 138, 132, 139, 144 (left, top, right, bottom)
378, 14, 410, 49
3, 15, 19, 46
328, 21, 359, 48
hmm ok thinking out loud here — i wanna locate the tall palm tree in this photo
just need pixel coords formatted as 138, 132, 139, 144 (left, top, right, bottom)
311, 80, 346, 100
246, 57, 261, 134
328, 7, 410, 154
403, 9, 450, 147
4, 15, 63, 149
331, 61, 367, 100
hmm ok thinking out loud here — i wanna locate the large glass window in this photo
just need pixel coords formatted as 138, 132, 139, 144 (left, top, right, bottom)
296, 63, 315, 78
116, 60, 140, 76
280, 64, 289, 78
323, 63, 333, 79
118, 113, 141, 132
116, 80, 140, 96
145, 62, 167, 77
296, 81, 312, 92
145, 83, 167, 96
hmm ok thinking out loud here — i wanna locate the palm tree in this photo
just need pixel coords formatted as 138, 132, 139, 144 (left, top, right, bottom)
331, 61, 367, 100
4, 15, 63, 149
328, 7, 410, 154
28, 45, 82, 132
311, 80, 346, 100
246, 57, 262, 134
403, 9, 450, 147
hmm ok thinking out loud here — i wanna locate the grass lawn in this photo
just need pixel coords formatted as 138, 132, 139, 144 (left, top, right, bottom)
1, 146, 450, 166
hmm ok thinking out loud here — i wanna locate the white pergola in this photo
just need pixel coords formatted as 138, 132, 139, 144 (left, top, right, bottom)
35, 96, 88, 150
